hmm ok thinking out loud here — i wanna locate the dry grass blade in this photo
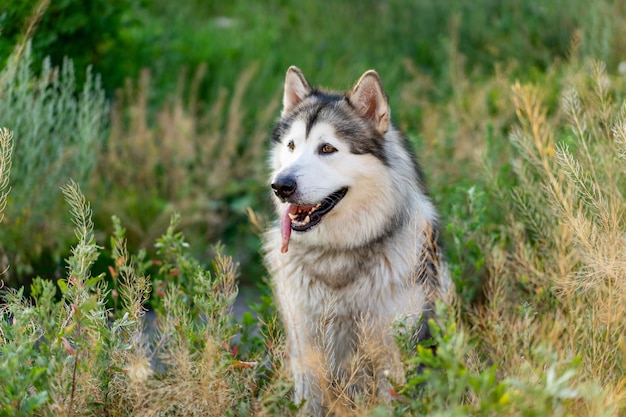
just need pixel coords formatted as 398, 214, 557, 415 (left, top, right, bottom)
0, 128, 14, 223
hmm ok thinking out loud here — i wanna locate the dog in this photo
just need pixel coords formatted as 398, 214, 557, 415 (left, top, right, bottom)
264, 66, 450, 415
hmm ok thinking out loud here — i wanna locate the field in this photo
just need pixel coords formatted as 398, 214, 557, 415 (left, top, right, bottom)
0, 0, 625, 415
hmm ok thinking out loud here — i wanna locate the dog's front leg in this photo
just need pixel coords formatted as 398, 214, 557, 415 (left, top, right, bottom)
292, 366, 324, 416
285, 322, 326, 416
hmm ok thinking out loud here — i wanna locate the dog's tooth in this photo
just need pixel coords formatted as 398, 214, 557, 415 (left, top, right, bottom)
304, 215, 310, 224
288, 213, 297, 220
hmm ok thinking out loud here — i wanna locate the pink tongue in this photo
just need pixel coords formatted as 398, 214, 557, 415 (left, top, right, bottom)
280, 205, 294, 253
280, 204, 313, 253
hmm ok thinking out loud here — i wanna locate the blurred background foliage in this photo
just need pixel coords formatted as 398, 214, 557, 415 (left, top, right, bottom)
2, 2, 626, 414
0, 0, 625, 292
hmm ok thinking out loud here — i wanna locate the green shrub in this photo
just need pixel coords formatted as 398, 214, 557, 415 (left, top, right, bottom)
0, 180, 121, 415
0, 180, 272, 416
372, 305, 613, 417
0, 43, 108, 282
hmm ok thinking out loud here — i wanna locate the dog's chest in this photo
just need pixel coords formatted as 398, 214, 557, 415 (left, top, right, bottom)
295, 246, 380, 288
279, 243, 419, 319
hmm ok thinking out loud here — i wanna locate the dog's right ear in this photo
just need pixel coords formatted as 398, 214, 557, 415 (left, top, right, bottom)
282, 66, 311, 116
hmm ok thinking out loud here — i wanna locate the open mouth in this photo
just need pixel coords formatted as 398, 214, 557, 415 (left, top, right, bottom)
280, 187, 348, 253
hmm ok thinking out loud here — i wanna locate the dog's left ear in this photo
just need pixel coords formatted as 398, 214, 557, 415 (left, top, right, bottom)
349, 70, 390, 134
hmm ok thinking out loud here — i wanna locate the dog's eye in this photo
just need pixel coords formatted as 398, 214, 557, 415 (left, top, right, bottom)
287, 141, 295, 151
320, 144, 337, 154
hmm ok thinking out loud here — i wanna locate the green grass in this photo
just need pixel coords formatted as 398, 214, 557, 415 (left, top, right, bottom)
1, 0, 625, 415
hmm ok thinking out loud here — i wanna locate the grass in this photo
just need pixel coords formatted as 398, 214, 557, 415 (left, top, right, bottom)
1, 0, 626, 415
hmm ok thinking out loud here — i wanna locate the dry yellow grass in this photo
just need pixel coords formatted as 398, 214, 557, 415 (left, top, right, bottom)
465, 60, 626, 416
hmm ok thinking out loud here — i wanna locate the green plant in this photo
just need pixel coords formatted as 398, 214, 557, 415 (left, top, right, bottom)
0, 43, 108, 282
0, 179, 275, 416
373, 305, 611, 417
0, 180, 128, 415
445, 185, 490, 304
0, 280, 56, 415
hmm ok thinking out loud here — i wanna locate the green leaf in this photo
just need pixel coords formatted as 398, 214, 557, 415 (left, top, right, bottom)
20, 390, 49, 412
80, 295, 100, 315
85, 272, 105, 289
57, 279, 68, 295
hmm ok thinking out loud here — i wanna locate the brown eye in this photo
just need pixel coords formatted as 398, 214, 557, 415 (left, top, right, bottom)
287, 141, 295, 151
320, 144, 337, 154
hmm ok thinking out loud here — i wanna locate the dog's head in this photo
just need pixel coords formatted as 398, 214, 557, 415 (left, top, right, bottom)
270, 66, 404, 253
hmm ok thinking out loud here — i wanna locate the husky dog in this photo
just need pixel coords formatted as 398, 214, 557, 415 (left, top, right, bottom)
265, 66, 450, 414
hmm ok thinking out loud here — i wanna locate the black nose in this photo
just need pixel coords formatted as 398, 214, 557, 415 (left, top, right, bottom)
271, 177, 297, 200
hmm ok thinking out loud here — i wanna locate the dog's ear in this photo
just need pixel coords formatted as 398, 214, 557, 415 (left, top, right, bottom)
282, 66, 311, 117
349, 70, 390, 134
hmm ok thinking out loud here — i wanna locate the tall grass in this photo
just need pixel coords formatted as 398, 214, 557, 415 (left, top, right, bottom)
485, 60, 626, 388
94, 63, 278, 281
